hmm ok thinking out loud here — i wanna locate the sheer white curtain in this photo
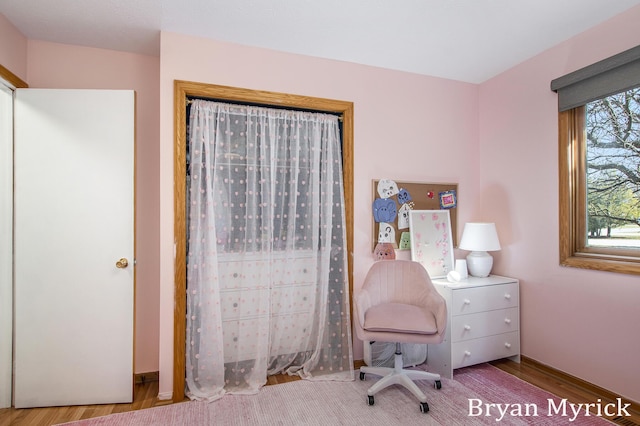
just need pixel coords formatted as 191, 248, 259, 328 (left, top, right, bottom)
185, 99, 353, 401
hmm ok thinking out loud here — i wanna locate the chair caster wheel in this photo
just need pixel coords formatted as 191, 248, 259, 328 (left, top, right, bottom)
359, 371, 366, 381
434, 380, 442, 390
420, 402, 430, 413
367, 395, 375, 406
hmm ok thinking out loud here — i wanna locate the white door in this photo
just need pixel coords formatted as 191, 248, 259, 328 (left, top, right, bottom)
0, 84, 14, 409
13, 89, 135, 408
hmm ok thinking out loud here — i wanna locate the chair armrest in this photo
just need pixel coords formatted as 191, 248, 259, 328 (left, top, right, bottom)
431, 297, 447, 335
353, 288, 373, 327
420, 290, 448, 335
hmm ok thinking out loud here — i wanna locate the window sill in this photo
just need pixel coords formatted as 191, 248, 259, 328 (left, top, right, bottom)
560, 253, 640, 275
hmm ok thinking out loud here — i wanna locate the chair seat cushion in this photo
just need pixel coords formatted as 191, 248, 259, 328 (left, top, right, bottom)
363, 302, 438, 335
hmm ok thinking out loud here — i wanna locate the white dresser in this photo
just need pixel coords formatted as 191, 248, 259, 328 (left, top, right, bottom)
216, 251, 318, 363
428, 275, 520, 379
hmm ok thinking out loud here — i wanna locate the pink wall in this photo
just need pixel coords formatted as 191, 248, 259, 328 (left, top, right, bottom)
478, 5, 640, 403
22, 40, 161, 374
158, 32, 479, 397
0, 13, 27, 82
4, 4, 640, 404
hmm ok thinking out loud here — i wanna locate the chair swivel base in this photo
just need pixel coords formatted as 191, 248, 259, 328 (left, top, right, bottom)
359, 351, 442, 413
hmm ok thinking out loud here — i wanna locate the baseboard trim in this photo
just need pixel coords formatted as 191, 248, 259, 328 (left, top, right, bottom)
519, 356, 640, 423
157, 391, 173, 401
134, 371, 159, 385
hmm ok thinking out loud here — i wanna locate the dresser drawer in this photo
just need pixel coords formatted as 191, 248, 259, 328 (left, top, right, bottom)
220, 289, 270, 320
218, 252, 317, 290
451, 283, 518, 315
450, 308, 519, 342
270, 312, 314, 355
270, 255, 317, 286
222, 317, 269, 362
271, 284, 316, 314
218, 260, 270, 290
451, 331, 520, 369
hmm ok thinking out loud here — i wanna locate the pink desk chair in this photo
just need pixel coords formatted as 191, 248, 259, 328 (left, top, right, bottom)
354, 260, 447, 413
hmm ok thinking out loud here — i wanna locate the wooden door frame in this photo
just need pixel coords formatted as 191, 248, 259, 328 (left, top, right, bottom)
172, 80, 354, 401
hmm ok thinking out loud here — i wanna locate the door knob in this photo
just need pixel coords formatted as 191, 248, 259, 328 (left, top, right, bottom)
116, 258, 129, 269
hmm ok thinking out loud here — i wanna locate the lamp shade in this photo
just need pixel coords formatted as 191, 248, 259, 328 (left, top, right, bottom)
459, 223, 501, 277
459, 223, 501, 252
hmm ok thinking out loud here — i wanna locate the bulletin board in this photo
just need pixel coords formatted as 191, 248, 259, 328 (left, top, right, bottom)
371, 179, 458, 252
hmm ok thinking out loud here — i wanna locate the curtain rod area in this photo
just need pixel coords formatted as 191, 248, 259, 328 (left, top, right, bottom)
186, 96, 343, 120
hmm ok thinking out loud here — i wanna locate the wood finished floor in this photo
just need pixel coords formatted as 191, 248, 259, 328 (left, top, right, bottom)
1, 359, 638, 426
490, 358, 640, 426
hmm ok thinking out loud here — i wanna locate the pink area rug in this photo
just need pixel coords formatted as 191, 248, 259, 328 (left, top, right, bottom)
58, 363, 618, 425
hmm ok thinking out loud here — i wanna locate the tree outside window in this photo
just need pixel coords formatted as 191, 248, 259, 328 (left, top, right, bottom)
585, 87, 640, 248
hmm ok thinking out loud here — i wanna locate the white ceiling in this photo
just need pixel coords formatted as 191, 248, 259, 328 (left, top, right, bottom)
1, 0, 639, 83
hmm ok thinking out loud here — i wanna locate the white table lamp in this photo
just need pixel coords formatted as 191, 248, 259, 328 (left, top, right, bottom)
458, 223, 501, 277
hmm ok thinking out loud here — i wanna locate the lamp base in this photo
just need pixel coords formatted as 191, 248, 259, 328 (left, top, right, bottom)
466, 251, 493, 277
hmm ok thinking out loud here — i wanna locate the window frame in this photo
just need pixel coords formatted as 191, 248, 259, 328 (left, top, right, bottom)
559, 102, 640, 275
554, 45, 640, 275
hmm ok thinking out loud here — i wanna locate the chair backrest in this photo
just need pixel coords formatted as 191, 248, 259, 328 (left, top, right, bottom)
354, 259, 447, 343
360, 259, 439, 307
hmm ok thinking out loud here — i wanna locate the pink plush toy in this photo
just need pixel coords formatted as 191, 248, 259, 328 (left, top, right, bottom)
373, 242, 396, 261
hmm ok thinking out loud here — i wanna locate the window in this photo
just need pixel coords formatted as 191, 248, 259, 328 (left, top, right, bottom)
585, 89, 640, 247
553, 45, 640, 274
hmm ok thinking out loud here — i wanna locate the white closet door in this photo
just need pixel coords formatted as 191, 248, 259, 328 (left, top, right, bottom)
0, 84, 13, 409
13, 89, 135, 408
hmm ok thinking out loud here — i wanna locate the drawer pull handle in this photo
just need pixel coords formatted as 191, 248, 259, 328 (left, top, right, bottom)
233, 302, 238, 308
464, 325, 471, 331
464, 351, 471, 357
504, 342, 511, 349
504, 318, 511, 324
233, 273, 238, 278
504, 293, 511, 300
463, 299, 471, 305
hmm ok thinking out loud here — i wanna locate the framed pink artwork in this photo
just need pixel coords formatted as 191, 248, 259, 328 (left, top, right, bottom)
408, 210, 454, 279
